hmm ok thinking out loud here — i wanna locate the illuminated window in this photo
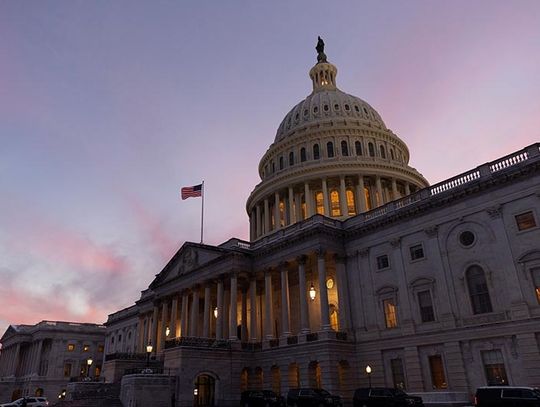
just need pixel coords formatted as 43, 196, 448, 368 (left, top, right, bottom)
67, 344, 75, 352
63, 363, 72, 377
279, 201, 286, 227
327, 142, 334, 158
301, 195, 306, 220
329, 305, 339, 331
341, 141, 348, 156
368, 142, 375, 157
364, 187, 372, 210
95, 365, 101, 378
383, 299, 398, 328
346, 189, 356, 216
313, 144, 320, 160
482, 350, 508, 385
316, 192, 324, 215
515, 211, 536, 231
532, 268, 540, 304
391, 359, 406, 389
466, 265, 493, 314
380, 145, 386, 158
330, 190, 341, 217
289, 152, 294, 166
355, 141, 362, 156
98, 345, 104, 353
377, 255, 389, 270
418, 290, 435, 322
429, 355, 448, 389
83, 345, 90, 352
300, 148, 307, 162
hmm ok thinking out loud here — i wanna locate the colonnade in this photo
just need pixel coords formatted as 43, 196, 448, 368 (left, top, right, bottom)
0, 340, 44, 377
249, 174, 415, 240
137, 252, 350, 354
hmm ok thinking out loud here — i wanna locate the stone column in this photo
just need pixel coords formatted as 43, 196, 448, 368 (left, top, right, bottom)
280, 263, 291, 337
230, 274, 238, 340
181, 293, 189, 337
203, 284, 211, 337
32, 340, 43, 375
295, 193, 302, 221
339, 175, 347, 216
375, 176, 383, 206
405, 182, 411, 195
190, 289, 199, 337
391, 178, 399, 200
297, 256, 310, 333
142, 314, 149, 347
256, 205, 262, 238
250, 211, 256, 241
274, 191, 281, 230
288, 187, 295, 225
304, 182, 312, 217
241, 288, 248, 341
264, 270, 274, 339
151, 305, 159, 347
216, 279, 224, 340
138, 315, 145, 351
356, 175, 367, 213
317, 251, 331, 330
223, 288, 230, 339
322, 178, 330, 216
334, 255, 350, 331
249, 277, 258, 342
160, 301, 169, 350
264, 198, 270, 233
170, 296, 178, 338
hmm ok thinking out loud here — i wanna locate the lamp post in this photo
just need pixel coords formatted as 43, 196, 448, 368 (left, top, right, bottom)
86, 358, 93, 379
146, 343, 153, 367
365, 365, 372, 388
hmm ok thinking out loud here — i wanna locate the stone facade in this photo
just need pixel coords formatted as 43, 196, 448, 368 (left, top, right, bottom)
102, 49, 540, 407
0, 321, 106, 402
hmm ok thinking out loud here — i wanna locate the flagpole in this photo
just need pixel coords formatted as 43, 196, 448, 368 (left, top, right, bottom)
200, 180, 205, 244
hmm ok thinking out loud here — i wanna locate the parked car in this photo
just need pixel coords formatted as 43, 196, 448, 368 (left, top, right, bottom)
474, 386, 540, 406
287, 388, 341, 407
0, 397, 49, 407
241, 390, 284, 407
353, 387, 424, 407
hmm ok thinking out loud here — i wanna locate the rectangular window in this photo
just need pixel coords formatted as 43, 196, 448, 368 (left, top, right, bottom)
429, 355, 448, 389
377, 255, 389, 270
418, 290, 435, 322
383, 299, 398, 328
98, 344, 104, 353
482, 350, 508, 385
532, 268, 540, 304
67, 344, 75, 352
63, 363, 72, 377
410, 244, 425, 261
515, 211, 536, 231
390, 358, 406, 389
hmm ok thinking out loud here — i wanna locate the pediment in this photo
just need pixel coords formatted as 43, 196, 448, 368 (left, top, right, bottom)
149, 243, 225, 288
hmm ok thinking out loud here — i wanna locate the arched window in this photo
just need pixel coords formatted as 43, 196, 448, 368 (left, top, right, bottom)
313, 144, 320, 160
364, 186, 372, 211
300, 194, 306, 220
279, 156, 284, 170
271, 366, 281, 395
341, 141, 349, 156
279, 200, 285, 227
289, 151, 294, 166
466, 265, 493, 314
368, 142, 375, 157
330, 190, 341, 216
390, 149, 395, 160
346, 189, 356, 216
315, 191, 324, 215
380, 145, 386, 159
355, 141, 362, 156
327, 142, 334, 158
330, 304, 339, 331
300, 148, 307, 162
271, 161, 275, 173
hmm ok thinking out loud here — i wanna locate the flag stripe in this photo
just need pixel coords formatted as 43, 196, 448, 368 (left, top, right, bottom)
181, 184, 203, 200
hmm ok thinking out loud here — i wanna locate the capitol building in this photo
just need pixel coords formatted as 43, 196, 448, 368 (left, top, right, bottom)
1, 41, 539, 406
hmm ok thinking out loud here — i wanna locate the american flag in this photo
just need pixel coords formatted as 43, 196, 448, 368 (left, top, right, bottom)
181, 183, 203, 200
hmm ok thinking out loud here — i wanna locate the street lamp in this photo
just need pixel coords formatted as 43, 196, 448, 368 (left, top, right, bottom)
146, 343, 153, 367
309, 283, 316, 301
365, 365, 372, 388
86, 358, 93, 379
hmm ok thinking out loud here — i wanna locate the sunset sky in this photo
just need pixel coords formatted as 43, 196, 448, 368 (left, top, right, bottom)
1, 1, 539, 338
